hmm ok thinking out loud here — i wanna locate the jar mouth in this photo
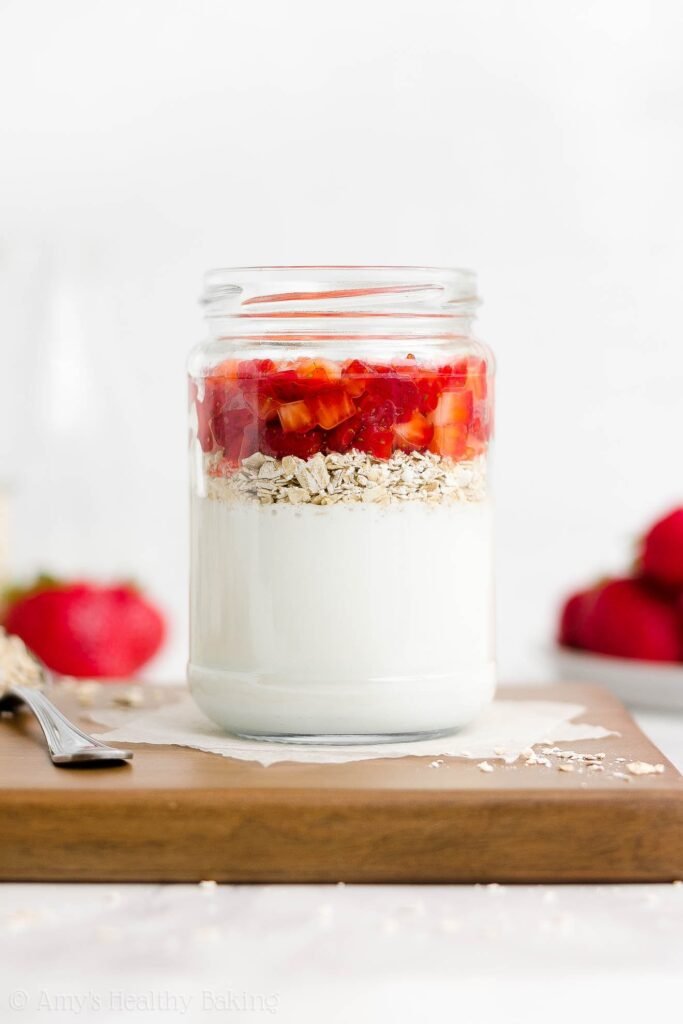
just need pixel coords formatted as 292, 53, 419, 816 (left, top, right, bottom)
202, 266, 479, 322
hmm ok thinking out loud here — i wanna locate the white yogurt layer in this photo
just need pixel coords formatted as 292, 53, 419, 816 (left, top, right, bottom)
189, 495, 495, 738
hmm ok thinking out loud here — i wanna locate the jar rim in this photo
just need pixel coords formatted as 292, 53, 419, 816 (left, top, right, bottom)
201, 266, 479, 321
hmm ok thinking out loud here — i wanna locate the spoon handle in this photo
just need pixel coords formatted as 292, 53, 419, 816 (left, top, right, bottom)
10, 685, 133, 765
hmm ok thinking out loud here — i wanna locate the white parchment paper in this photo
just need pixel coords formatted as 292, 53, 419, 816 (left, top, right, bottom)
90, 693, 615, 767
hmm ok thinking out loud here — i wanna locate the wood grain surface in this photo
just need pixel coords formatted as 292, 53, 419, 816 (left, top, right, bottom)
1, 682, 682, 883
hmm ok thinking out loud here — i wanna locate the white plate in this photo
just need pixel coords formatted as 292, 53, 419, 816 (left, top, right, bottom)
550, 647, 683, 713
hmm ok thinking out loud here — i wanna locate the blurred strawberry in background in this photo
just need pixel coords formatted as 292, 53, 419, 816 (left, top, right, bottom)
1, 577, 166, 678
640, 508, 683, 590
558, 507, 683, 664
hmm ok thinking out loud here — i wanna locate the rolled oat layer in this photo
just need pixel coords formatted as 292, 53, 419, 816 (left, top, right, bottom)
204, 450, 487, 506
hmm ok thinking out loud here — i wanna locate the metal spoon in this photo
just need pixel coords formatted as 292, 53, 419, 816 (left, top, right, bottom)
0, 631, 133, 765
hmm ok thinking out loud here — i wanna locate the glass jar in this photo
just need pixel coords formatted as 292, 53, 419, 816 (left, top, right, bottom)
188, 267, 495, 741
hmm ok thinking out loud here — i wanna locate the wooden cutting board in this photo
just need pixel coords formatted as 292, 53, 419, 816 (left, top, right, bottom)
1, 682, 682, 884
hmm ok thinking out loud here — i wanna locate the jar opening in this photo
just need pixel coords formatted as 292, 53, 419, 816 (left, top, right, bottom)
202, 266, 479, 322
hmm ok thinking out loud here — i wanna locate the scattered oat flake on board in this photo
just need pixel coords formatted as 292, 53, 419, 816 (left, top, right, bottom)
57, 676, 79, 692
428, 759, 444, 768
111, 686, 144, 708
626, 761, 665, 776
0, 628, 43, 694
558, 764, 575, 773
76, 681, 101, 706
525, 754, 551, 767
478, 761, 494, 773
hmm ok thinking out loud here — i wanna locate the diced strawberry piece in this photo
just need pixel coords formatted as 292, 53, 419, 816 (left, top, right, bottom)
467, 357, 488, 400
203, 373, 233, 399
438, 360, 468, 390
392, 357, 418, 374
193, 377, 230, 453
358, 394, 397, 429
429, 424, 468, 459
367, 376, 419, 420
355, 423, 394, 459
269, 370, 307, 402
292, 357, 333, 381
326, 414, 360, 453
393, 378, 419, 418
211, 406, 254, 459
393, 411, 434, 452
415, 371, 441, 414
239, 422, 261, 462
304, 358, 343, 385
465, 435, 486, 458
267, 366, 330, 400
433, 389, 473, 427
291, 358, 316, 375
342, 359, 372, 398
469, 413, 489, 442
256, 394, 279, 422
237, 358, 275, 379
466, 409, 490, 455
264, 424, 324, 460
278, 400, 317, 434
209, 359, 240, 382
239, 377, 269, 414
313, 388, 356, 430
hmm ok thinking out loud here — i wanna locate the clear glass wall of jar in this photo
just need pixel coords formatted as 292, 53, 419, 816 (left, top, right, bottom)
188, 267, 495, 741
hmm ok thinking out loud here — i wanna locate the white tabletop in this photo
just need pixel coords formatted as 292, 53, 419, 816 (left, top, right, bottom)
2, 708, 682, 1024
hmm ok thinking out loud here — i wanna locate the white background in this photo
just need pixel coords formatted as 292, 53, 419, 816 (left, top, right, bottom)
0, 0, 681, 681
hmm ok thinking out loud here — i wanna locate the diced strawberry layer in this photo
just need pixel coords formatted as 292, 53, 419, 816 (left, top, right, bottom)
191, 353, 492, 463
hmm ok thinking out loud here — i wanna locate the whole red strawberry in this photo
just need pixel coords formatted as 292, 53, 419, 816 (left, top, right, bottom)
557, 587, 599, 649
640, 508, 683, 589
3, 579, 165, 678
580, 578, 680, 662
